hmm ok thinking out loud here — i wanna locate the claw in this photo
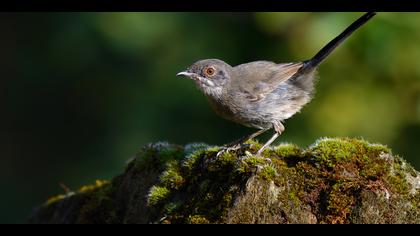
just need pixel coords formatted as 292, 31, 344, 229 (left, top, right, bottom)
216, 143, 249, 157
216, 149, 225, 158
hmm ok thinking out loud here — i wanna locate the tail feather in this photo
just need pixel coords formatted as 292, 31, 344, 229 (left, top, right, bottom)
289, 12, 376, 93
302, 12, 376, 73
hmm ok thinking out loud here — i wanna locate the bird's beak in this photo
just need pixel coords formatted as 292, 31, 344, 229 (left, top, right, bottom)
176, 71, 195, 78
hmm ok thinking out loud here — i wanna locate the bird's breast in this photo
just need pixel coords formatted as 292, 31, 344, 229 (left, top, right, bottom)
205, 93, 271, 129
206, 95, 237, 121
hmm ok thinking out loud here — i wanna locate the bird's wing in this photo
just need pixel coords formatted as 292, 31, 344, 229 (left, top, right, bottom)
233, 61, 303, 102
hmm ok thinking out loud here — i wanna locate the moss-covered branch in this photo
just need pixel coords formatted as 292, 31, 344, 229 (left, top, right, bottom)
28, 138, 420, 224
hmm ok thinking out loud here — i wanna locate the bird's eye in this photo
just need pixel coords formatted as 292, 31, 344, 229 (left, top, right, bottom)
204, 67, 215, 77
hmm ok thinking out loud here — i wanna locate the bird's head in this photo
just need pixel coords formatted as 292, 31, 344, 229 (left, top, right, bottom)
177, 59, 232, 98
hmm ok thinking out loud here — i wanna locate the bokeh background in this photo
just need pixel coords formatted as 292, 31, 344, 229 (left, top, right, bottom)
1, 12, 419, 223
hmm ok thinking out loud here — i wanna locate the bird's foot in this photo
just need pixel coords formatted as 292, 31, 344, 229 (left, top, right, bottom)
256, 148, 264, 157
216, 143, 250, 157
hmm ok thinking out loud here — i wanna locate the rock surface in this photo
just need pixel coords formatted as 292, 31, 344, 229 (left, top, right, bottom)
28, 138, 420, 224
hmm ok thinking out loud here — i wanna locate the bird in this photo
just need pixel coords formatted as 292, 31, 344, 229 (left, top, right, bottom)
177, 12, 376, 156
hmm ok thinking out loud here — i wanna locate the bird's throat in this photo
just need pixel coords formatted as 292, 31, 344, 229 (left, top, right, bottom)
195, 80, 223, 100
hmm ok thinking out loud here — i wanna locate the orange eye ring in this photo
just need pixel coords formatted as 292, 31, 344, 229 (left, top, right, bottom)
205, 67, 215, 76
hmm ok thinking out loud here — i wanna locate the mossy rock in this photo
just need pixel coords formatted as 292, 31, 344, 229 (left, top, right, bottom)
28, 138, 420, 224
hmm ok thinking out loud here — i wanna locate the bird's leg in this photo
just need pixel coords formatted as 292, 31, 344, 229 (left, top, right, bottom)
256, 122, 284, 156
216, 128, 269, 157
227, 128, 269, 148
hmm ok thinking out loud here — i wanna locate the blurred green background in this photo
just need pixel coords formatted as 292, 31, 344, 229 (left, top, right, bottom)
1, 12, 419, 223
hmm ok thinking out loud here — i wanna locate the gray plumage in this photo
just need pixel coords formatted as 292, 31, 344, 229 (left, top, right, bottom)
194, 60, 313, 130
177, 12, 376, 155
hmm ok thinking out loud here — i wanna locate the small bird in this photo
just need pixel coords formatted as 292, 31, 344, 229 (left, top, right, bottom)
177, 12, 376, 156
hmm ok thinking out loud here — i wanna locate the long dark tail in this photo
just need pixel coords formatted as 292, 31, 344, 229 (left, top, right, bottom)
301, 12, 376, 73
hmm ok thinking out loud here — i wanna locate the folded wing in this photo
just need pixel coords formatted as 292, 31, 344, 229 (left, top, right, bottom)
232, 61, 303, 102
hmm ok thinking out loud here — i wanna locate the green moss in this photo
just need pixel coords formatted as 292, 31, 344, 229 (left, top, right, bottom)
160, 160, 184, 190
308, 138, 391, 171
132, 151, 155, 172
45, 194, 67, 206
274, 143, 302, 157
295, 162, 320, 188
386, 157, 410, 194
387, 174, 408, 194
366, 143, 391, 155
324, 181, 359, 223
222, 193, 233, 207
208, 146, 222, 152
164, 202, 182, 215
78, 180, 110, 193
147, 186, 170, 206
360, 159, 388, 179
184, 143, 211, 156
77, 181, 118, 224
181, 150, 204, 171
142, 144, 233, 222
133, 142, 184, 173
215, 151, 236, 165
288, 191, 301, 206
206, 151, 237, 173
143, 142, 244, 223
33, 137, 420, 224
309, 138, 359, 168
182, 146, 220, 172
244, 139, 262, 149
160, 146, 184, 161
237, 156, 266, 173
43, 180, 110, 207
259, 164, 278, 181
187, 215, 210, 224
297, 137, 410, 223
